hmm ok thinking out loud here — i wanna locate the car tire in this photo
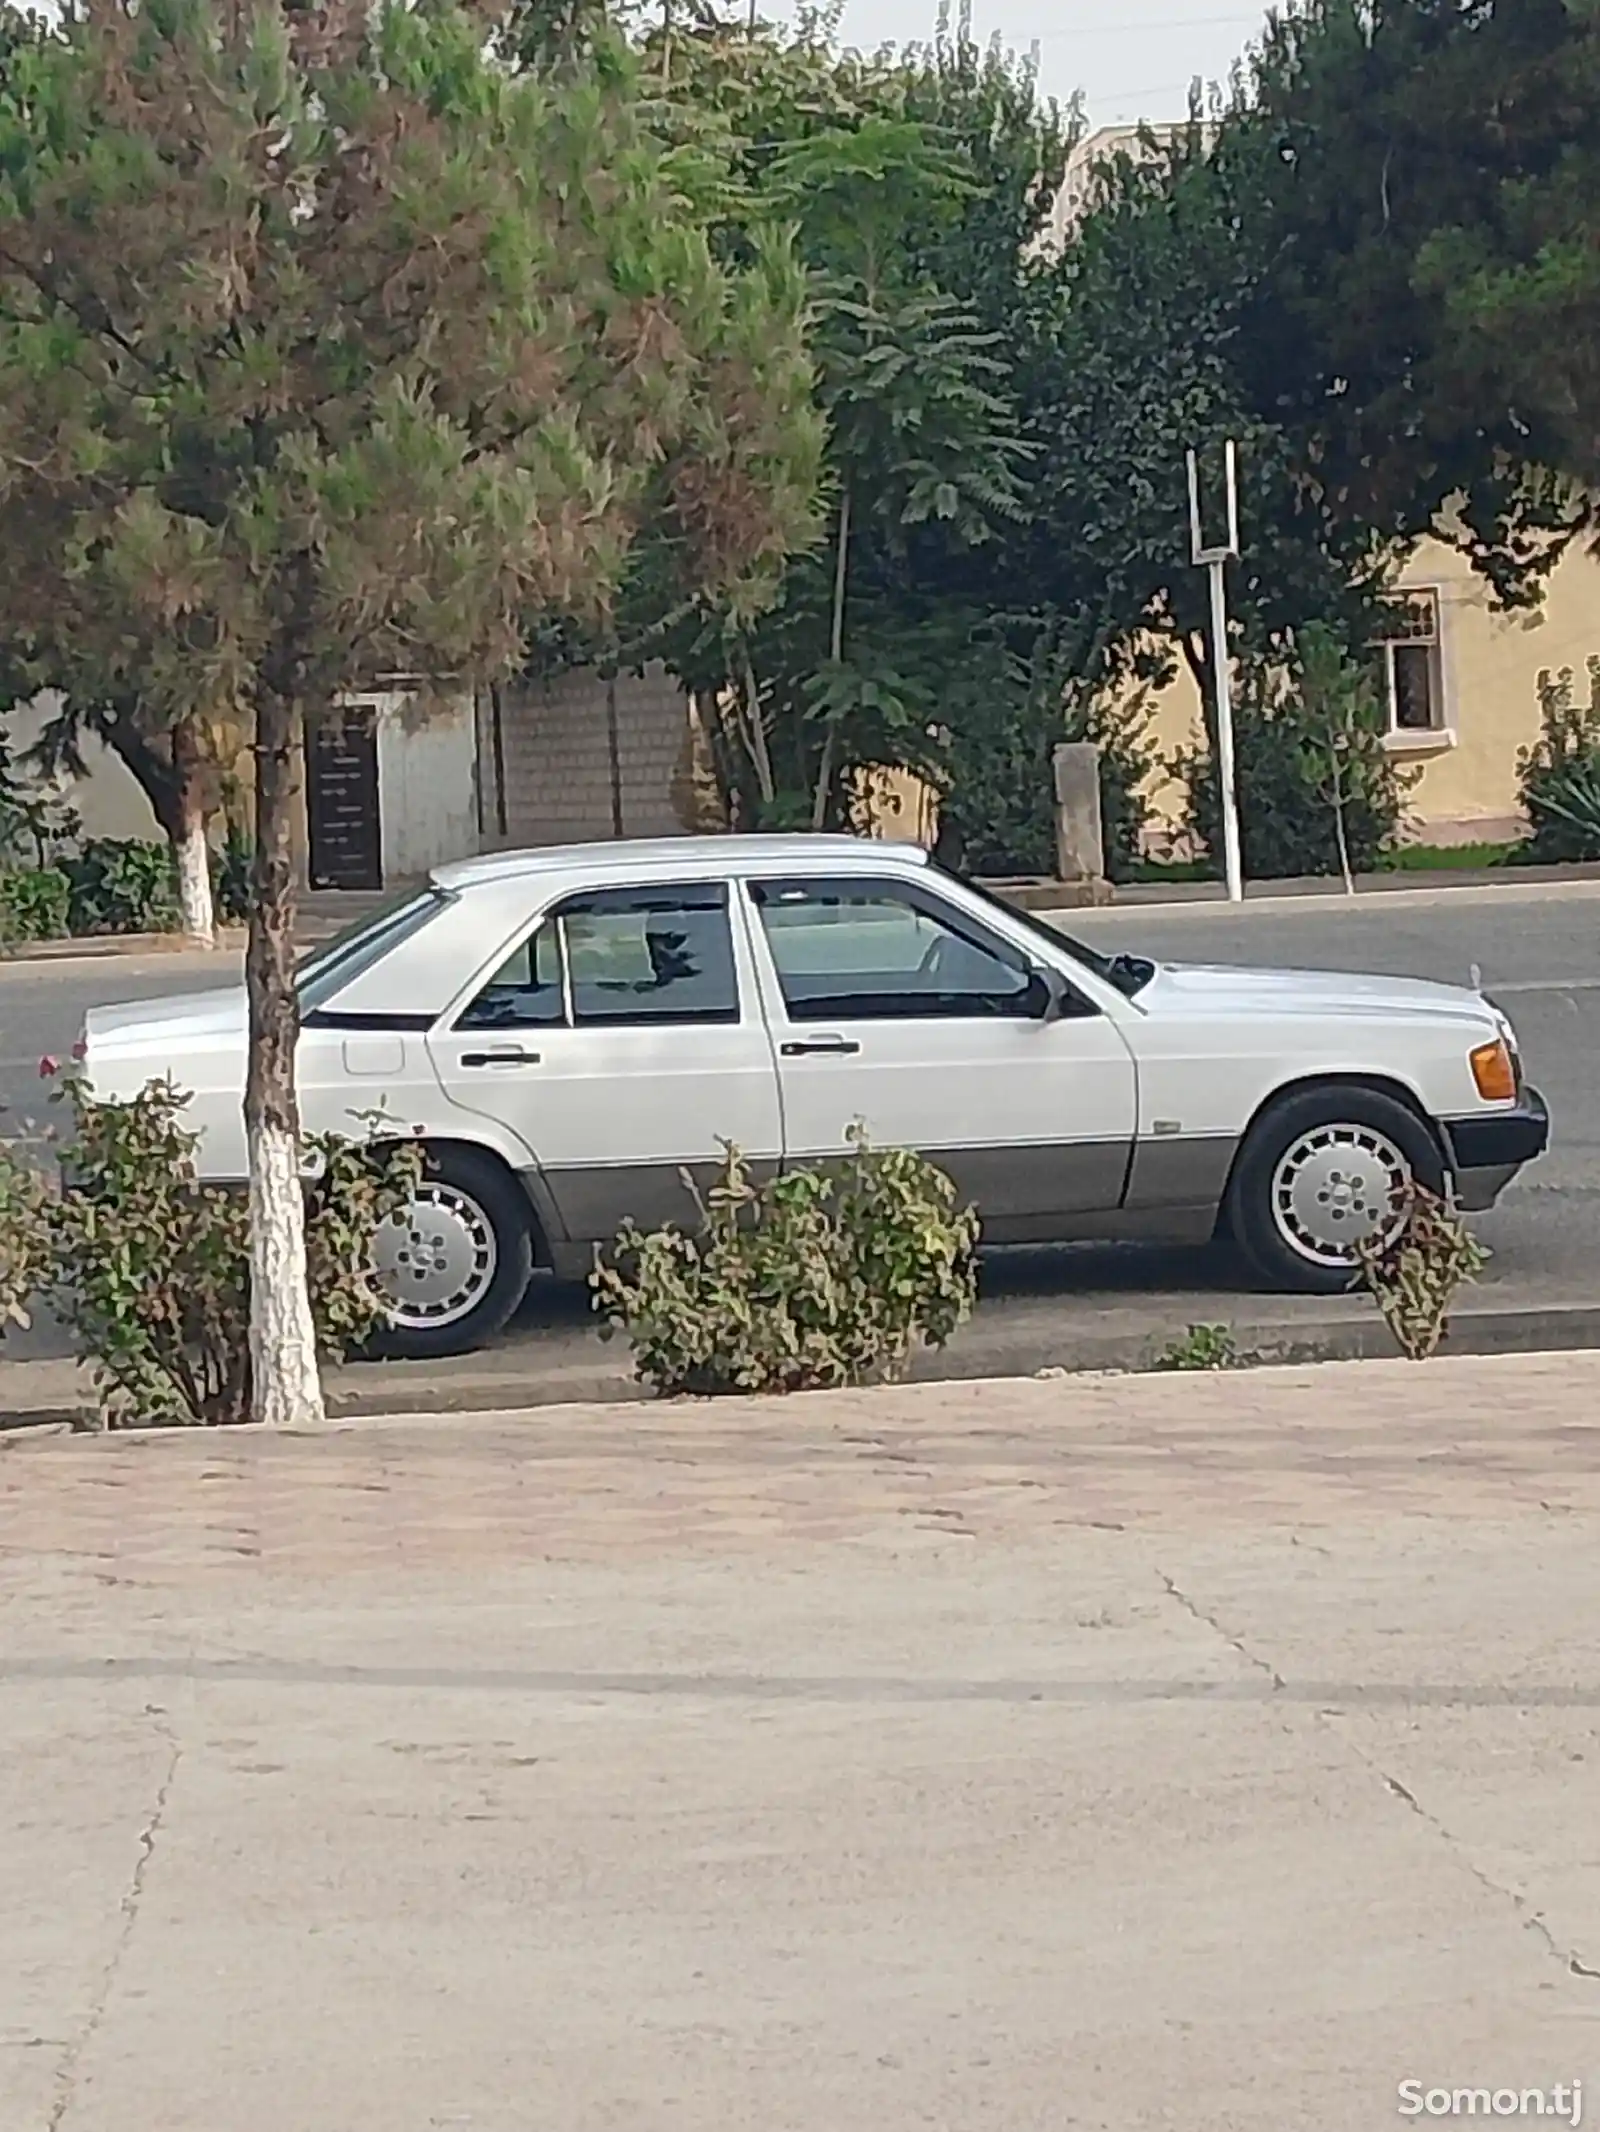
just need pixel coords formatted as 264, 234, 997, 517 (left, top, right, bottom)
366, 1145, 535, 1360
1228, 1084, 1448, 1295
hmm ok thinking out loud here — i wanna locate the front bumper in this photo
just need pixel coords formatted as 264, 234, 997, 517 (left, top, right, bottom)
1442, 1088, 1550, 1211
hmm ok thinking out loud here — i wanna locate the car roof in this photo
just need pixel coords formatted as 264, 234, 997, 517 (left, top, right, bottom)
430, 834, 932, 892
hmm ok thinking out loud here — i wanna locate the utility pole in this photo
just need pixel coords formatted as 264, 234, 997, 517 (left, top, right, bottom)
1187, 440, 1244, 904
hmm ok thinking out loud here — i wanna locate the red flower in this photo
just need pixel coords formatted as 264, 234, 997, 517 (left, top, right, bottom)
38, 1055, 59, 1079
71, 1037, 87, 1061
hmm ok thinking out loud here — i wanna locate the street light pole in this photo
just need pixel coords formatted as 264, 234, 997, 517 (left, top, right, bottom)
1187, 440, 1244, 905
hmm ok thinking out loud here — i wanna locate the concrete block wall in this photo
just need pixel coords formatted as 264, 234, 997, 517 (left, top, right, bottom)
487, 662, 690, 849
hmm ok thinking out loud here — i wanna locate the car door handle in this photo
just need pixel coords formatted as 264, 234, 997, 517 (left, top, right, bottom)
460, 1047, 541, 1068
780, 1036, 861, 1057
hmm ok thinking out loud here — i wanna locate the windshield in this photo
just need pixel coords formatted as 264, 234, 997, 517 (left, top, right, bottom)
296, 887, 453, 1013
937, 865, 1156, 999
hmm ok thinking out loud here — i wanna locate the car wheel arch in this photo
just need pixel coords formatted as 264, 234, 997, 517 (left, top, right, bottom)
1213, 1071, 1450, 1241
376, 1132, 550, 1267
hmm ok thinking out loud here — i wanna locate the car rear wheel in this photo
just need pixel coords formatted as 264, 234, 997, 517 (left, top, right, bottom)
1228, 1085, 1447, 1294
367, 1146, 534, 1359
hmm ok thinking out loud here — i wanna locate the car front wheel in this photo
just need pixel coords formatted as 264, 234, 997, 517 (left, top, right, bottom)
1228, 1085, 1448, 1294
367, 1146, 534, 1359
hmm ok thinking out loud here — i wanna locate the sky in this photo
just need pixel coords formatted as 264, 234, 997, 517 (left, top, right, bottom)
773, 0, 1277, 128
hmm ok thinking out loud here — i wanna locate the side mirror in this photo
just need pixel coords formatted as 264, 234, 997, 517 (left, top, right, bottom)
1025, 965, 1070, 1024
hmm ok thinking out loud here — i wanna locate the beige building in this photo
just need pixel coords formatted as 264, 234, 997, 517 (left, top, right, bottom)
1143, 535, 1600, 850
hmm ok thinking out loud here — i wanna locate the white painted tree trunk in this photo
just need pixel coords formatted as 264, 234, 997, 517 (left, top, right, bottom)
175, 811, 216, 946
246, 670, 325, 1429
247, 1116, 323, 1428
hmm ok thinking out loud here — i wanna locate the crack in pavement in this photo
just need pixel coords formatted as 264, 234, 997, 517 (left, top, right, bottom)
47, 1707, 180, 2132
1324, 1717, 1600, 1989
1155, 1569, 1287, 1692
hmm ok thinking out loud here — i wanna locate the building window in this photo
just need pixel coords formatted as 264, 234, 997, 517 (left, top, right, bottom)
1376, 591, 1446, 734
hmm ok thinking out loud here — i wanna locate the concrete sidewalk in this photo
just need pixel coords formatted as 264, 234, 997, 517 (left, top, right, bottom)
4, 1353, 1600, 2130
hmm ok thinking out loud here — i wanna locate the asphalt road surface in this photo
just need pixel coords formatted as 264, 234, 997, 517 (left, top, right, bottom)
3, 880, 1596, 1379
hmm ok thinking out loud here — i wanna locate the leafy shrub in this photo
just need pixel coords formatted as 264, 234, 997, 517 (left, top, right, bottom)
592, 1130, 980, 1397
0, 1071, 424, 1425
1179, 628, 1406, 881
1154, 1322, 1237, 1372
211, 822, 254, 924
0, 865, 71, 943
64, 837, 180, 935
0, 1125, 50, 1335
935, 634, 1155, 882
1354, 1183, 1489, 1362
1517, 657, 1600, 864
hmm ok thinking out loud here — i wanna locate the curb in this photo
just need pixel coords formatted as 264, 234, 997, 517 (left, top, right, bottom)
7, 1300, 1600, 1431
0, 928, 245, 965
986, 862, 1600, 919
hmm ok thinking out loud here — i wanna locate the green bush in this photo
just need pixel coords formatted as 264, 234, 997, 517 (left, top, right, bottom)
935, 636, 1155, 882
0, 866, 71, 943
0, 1125, 50, 1335
1179, 628, 1405, 881
592, 1130, 980, 1397
1355, 1182, 1489, 1363
211, 822, 254, 924
64, 837, 181, 935
0, 1072, 424, 1425
1517, 658, 1600, 864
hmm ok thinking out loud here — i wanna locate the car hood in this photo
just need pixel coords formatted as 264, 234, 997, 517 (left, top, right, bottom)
1136, 960, 1496, 1027
85, 985, 247, 1050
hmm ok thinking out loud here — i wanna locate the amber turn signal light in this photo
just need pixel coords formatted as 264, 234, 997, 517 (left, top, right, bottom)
1470, 1039, 1517, 1103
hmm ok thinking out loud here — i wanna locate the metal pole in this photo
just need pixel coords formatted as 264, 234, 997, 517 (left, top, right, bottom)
1208, 556, 1243, 904
1188, 441, 1245, 903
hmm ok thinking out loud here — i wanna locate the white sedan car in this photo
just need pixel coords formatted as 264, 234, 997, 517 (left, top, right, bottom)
81, 834, 1548, 1357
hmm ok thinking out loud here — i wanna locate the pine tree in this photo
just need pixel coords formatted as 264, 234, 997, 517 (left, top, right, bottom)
0, 0, 820, 1422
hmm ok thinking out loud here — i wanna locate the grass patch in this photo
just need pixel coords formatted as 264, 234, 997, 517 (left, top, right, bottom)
1379, 840, 1520, 873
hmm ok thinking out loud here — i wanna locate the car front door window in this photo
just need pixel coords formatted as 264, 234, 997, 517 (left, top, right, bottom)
750, 878, 1037, 1020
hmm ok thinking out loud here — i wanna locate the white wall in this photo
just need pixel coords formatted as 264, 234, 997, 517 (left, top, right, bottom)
372, 690, 479, 882
3, 690, 162, 842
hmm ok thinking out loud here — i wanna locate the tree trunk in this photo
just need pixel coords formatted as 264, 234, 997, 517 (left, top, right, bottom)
171, 717, 216, 947
245, 682, 323, 1429
812, 483, 851, 832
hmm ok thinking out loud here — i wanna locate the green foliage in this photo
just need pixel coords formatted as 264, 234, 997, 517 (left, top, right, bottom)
0, 863, 69, 943
211, 822, 254, 925
0, 1073, 425, 1425
629, 12, 1086, 830
63, 838, 179, 936
1213, 0, 1596, 576
930, 625, 1154, 880
1179, 630, 1405, 881
0, 730, 76, 870
1517, 658, 1600, 865
592, 1130, 979, 1398
1154, 1323, 1237, 1373
1355, 1183, 1490, 1365
0, 1114, 49, 1334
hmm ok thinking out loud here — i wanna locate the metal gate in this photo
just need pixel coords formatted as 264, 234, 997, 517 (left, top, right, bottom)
306, 706, 382, 891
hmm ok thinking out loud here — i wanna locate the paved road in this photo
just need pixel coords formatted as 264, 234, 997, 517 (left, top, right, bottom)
4, 1353, 1599, 2130
3, 882, 1597, 1378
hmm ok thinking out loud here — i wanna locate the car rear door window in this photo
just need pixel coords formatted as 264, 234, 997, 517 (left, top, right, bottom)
456, 882, 741, 1030
564, 885, 738, 1026
750, 877, 1035, 1020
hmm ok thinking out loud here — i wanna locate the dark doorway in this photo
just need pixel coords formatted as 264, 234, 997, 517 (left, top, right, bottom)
306, 706, 383, 891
